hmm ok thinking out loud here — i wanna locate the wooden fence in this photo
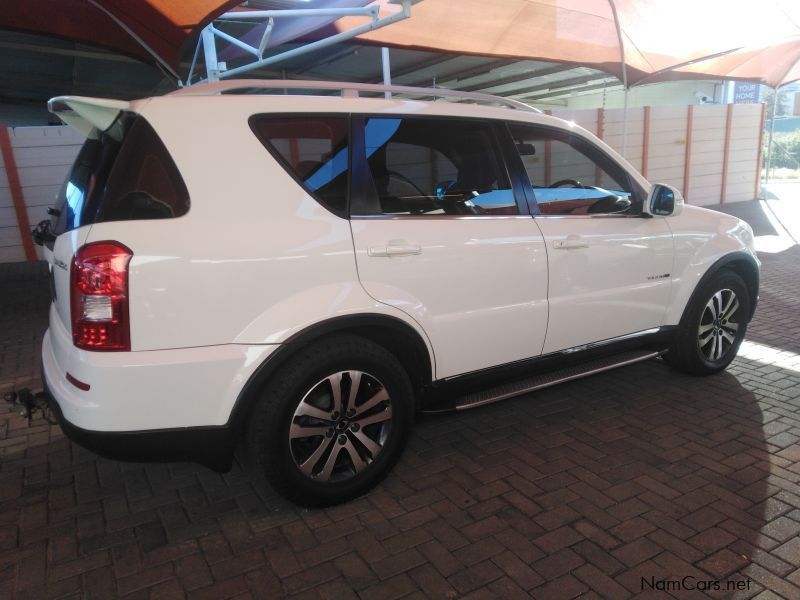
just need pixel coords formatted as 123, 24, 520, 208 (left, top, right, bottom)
0, 126, 84, 263
551, 103, 765, 207
0, 102, 766, 263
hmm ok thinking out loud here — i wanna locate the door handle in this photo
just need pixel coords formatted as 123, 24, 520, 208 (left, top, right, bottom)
368, 240, 422, 257
553, 235, 588, 250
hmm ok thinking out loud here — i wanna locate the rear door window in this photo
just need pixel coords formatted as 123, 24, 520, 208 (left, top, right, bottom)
354, 117, 518, 216
250, 116, 349, 215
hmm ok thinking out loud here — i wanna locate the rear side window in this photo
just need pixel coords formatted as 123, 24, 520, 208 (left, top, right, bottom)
51, 114, 189, 236
251, 116, 349, 215
97, 118, 190, 223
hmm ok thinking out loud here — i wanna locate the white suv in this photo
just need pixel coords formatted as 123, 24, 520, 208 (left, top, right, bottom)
36, 81, 759, 505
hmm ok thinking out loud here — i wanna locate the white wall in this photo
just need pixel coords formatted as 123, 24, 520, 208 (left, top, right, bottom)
0, 126, 84, 263
561, 81, 721, 111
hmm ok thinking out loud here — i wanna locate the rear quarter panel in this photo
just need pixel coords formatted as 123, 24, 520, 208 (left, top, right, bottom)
82, 97, 430, 355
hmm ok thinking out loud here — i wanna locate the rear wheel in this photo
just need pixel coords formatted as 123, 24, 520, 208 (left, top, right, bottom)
664, 269, 750, 375
246, 335, 413, 506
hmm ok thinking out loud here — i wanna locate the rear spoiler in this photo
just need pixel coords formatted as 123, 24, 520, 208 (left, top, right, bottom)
47, 96, 132, 137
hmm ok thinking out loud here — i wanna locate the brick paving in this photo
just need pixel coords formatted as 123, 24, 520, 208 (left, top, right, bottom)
1, 201, 800, 599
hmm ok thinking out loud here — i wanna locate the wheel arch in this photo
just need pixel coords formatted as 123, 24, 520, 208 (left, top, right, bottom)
679, 251, 760, 326
227, 314, 435, 435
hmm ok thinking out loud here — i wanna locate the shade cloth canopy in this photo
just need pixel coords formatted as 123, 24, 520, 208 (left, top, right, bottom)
1, 0, 800, 87
644, 36, 800, 88
329, 0, 800, 87
0, 0, 242, 75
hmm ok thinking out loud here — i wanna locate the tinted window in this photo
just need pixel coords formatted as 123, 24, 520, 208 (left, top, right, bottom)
355, 117, 517, 216
508, 123, 637, 216
51, 114, 189, 235
51, 127, 124, 235
251, 116, 349, 214
97, 118, 190, 223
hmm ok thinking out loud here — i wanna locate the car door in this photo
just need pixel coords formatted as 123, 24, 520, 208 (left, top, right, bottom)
349, 115, 549, 379
506, 122, 674, 355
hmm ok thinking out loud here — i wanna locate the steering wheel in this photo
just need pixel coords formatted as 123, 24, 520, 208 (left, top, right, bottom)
387, 170, 430, 201
551, 178, 583, 188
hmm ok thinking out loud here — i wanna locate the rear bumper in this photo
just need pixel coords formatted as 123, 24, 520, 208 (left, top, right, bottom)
42, 304, 277, 430
41, 304, 278, 469
43, 373, 234, 471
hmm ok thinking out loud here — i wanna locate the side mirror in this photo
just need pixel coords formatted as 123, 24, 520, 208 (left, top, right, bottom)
647, 184, 684, 217
515, 142, 536, 156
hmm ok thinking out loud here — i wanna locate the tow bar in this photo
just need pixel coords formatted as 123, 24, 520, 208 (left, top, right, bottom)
3, 388, 54, 424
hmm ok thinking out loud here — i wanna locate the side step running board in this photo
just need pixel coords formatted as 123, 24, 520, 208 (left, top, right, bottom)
423, 350, 660, 414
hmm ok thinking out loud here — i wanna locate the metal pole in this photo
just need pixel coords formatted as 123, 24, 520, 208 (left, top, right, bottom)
382, 47, 392, 99
764, 86, 778, 198
607, 0, 629, 158
219, 7, 378, 20
87, 0, 179, 80
218, 2, 411, 80
202, 26, 220, 83
622, 86, 629, 157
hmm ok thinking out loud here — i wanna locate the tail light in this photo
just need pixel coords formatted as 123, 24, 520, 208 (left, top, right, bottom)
71, 242, 133, 351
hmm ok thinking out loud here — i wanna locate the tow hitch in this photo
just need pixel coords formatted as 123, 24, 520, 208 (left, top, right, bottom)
3, 388, 54, 423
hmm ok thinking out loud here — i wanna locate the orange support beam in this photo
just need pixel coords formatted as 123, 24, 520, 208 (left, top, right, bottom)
595, 107, 604, 186
641, 106, 651, 178
0, 125, 36, 261
683, 105, 694, 203
544, 109, 552, 187
754, 102, 767, 200
720, 103, 734, 204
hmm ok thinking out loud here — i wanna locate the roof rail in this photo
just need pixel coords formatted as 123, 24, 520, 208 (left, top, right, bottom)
172, 79, 541, 113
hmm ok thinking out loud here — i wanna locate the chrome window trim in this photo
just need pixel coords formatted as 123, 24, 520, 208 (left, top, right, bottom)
532, 213, 649, 220
350, 214, 533, 221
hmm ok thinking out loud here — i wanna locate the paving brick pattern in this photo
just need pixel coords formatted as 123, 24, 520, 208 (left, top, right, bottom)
2, 203, 800, 599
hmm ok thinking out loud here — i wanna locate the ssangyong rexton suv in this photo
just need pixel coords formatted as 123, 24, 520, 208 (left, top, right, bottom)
36, 80, 759, 505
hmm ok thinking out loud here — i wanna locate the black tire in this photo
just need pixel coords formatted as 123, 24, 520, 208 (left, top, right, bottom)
664, 269, 750, 375
246, 334, 414, 506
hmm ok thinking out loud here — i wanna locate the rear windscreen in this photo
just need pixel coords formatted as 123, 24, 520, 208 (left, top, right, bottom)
51, 114, 189, 238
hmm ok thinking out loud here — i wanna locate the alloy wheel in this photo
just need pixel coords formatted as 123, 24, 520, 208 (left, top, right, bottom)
698, 288, 740, 361
289, 371, 393, 483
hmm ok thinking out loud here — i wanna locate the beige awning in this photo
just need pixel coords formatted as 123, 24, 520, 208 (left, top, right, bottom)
326, 0, 800, 86
644, 36, 800, 88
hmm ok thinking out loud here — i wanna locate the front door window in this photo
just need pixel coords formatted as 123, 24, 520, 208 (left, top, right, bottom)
507, 123, 641, 216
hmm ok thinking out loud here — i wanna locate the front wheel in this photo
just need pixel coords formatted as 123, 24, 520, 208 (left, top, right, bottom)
664, 269, 750, 375
246, 335, 414, 506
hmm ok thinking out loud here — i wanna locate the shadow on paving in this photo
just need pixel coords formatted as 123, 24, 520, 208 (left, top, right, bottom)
745, 245, 800, 355
2, 239, 798, 597
0, 354, 776, 598
0, 262, 49, 393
